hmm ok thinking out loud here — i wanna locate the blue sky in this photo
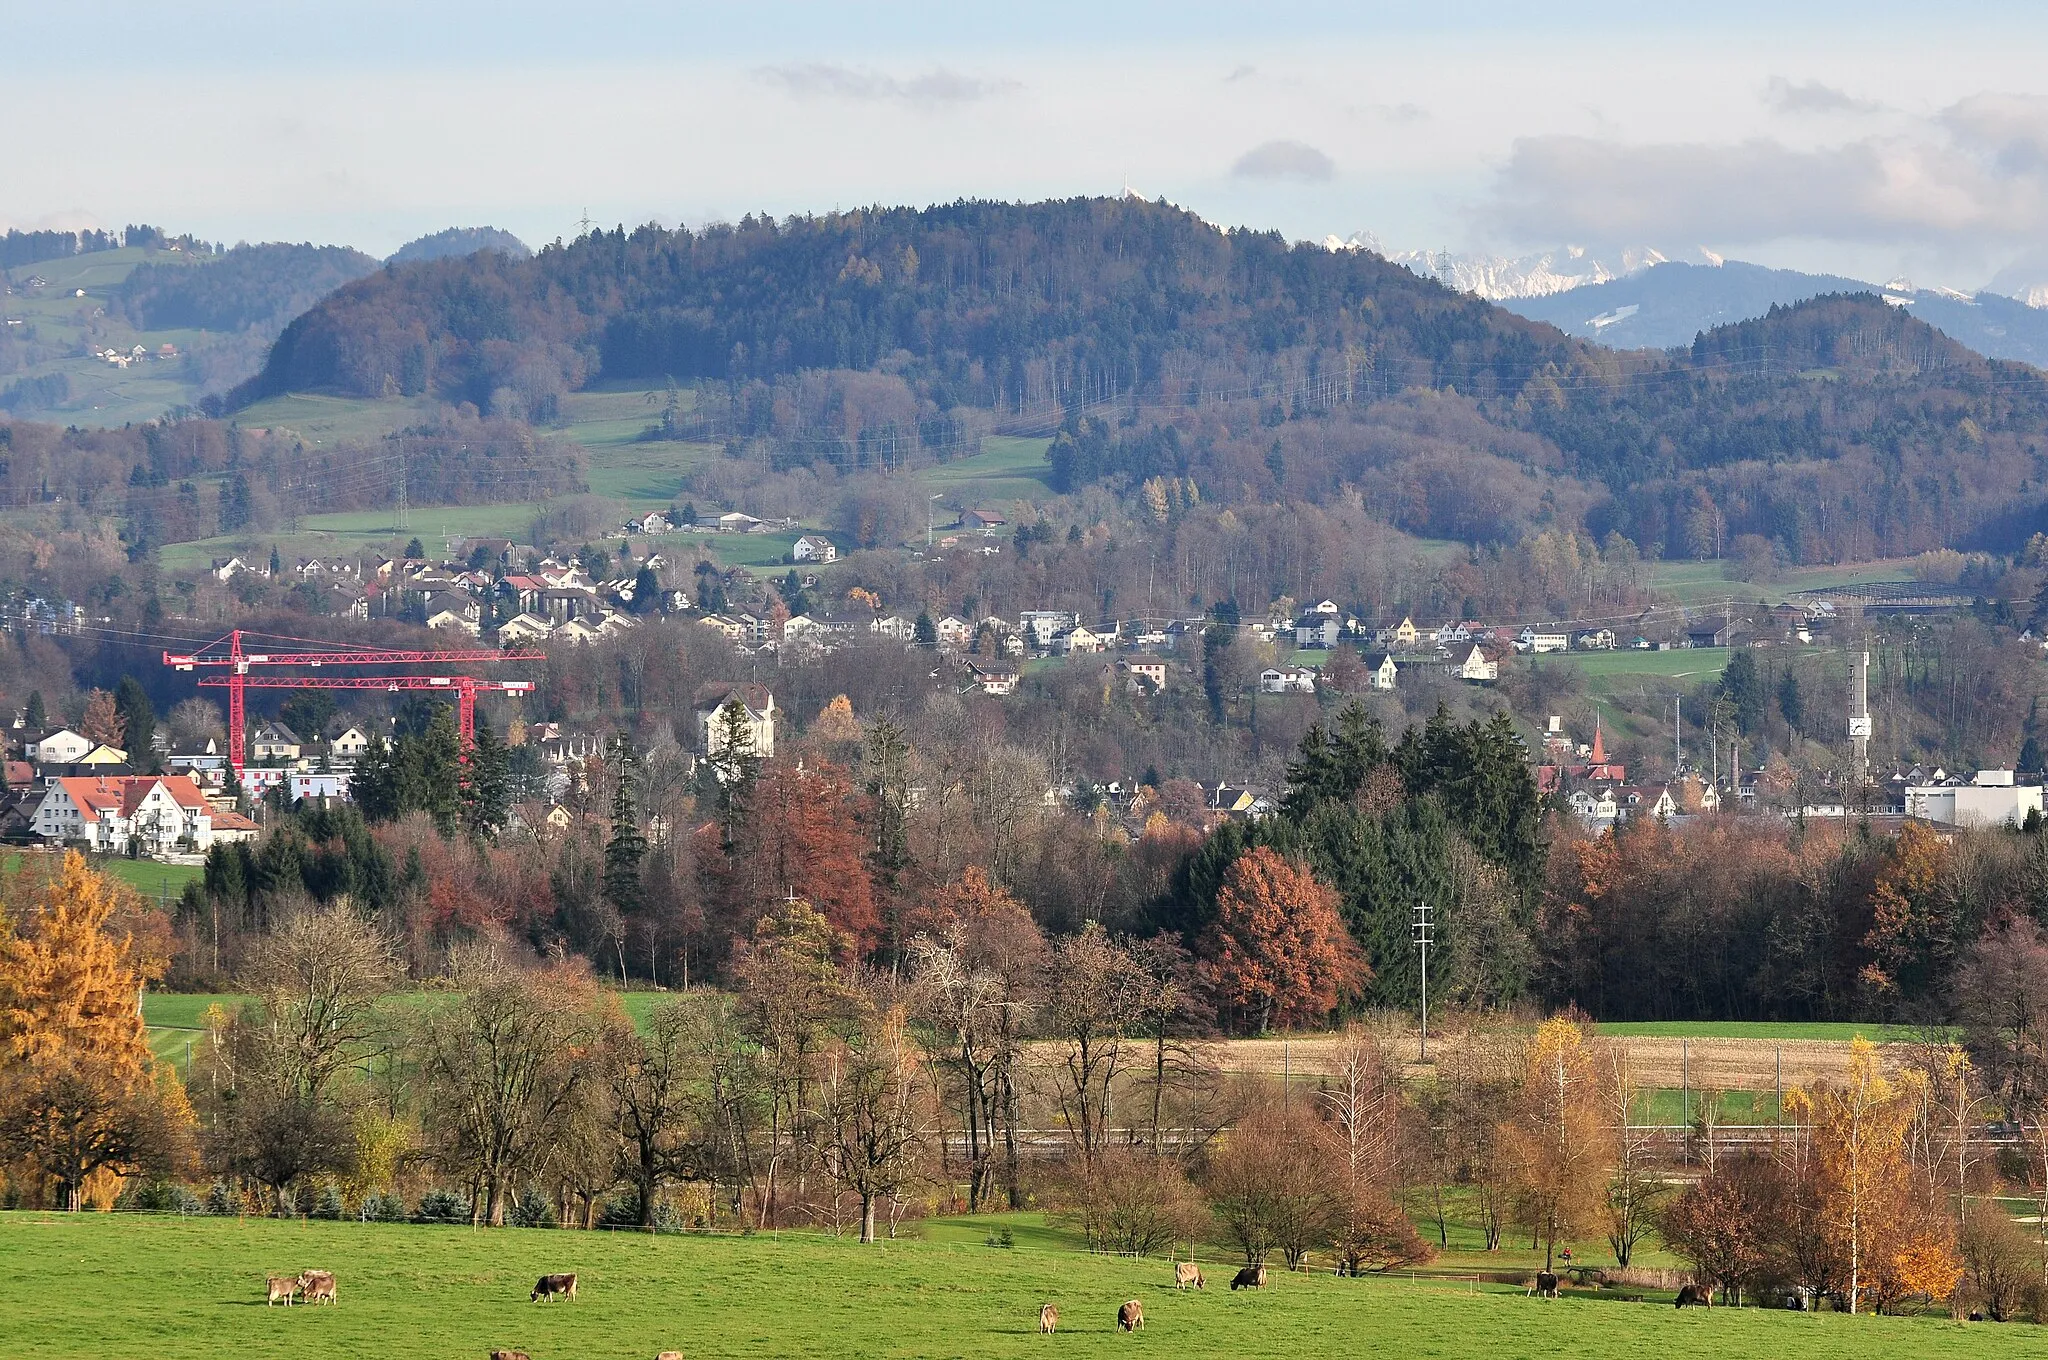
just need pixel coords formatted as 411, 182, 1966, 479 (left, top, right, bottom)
11, 1, 2048, 287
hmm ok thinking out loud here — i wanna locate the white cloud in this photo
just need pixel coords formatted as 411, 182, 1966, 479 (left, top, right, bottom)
1763, 76, 1886, 116
1231, 139, 1335, 181
1480, 94, 2048, 256
755, 63, 1017, 104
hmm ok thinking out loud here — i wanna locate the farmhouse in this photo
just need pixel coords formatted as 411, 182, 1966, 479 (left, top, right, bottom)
792, 534, 838, 564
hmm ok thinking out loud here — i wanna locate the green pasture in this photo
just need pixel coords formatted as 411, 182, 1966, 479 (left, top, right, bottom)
1, 853, 202, 900
0, 1212, 1998, 1360
1642, 558, 1917, 607
917, 435, 1054, 509
232, 392, 441, 447
159, 503, 548, 570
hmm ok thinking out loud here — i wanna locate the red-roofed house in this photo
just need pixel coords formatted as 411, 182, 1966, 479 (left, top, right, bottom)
33, 774, 224, 856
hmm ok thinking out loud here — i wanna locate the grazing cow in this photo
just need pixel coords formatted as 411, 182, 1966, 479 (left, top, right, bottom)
532, 1273, 578, 1303
1117, 1300, 1144, 1332
1533, 1271, 1559, 1299
490, 1352, 531, 1360
1038, 1303, 1059, 1335
298, 1270, 336, 1305
1174, 1262, 1205, 1291
1675, 1283, 1714, 1308
657, 1353, 685, 1360
1230, 1263, 1267, 1291
265, 1275, 298, 1307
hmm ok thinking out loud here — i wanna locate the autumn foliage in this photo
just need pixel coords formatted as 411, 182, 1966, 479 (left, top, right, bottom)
1198, 848, 1365, 1033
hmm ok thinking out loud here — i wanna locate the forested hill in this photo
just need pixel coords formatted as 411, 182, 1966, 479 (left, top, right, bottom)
237, 197, 1604, 411
234, 197, 2048, 559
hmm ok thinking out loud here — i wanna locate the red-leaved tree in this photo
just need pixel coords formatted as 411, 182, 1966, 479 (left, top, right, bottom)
1199, 847, 1366, 1034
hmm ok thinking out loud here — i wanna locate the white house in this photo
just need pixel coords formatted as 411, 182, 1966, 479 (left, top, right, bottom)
1260, 666, 1318, 695
248, 722, 302, 763
31, 729, 94, 765
792, 534, 839, 564
329, 727, 372, 762
1056, 625, 1107, 656
33, 774, 220, 856
1457, 645, 1499, 683
1366, 653, 1398, 690
967, 662, 1019, 696
498, 612, 555, 645
1575, 628, 1617, 651
698, 686, 777, 759
1519, 628, 1569, 654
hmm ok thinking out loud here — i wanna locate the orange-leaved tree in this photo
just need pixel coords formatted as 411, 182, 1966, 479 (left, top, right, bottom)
1199, 847, 1367, 1035
1499, 1016, 1613, 1272
0, 852, 191, 1208
1788, 1036, 1960, 1314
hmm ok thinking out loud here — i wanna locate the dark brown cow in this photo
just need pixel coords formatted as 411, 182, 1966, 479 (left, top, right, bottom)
532, 1273, 578, 1303
1230, 1263, 1266, 1290
1675, 1283, 1714, 1308
490, 1351, 531, 1360
1117, 1300, 1144, 1332
1533, 1271, 1559, 1299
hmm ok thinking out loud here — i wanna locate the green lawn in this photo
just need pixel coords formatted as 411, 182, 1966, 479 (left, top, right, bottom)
0, 1212, 2000, 1360
1597, 1020, 1917, 1042
1, 853, 202, 901
1523, 646, 1748, 696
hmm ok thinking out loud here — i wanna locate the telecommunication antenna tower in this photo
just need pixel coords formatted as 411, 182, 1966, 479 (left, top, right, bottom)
1849, 643, 1873, 805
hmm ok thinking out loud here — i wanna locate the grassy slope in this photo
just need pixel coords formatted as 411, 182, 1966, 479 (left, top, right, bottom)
1644, 559, 1917, 606
0, 1213, 1998, 1360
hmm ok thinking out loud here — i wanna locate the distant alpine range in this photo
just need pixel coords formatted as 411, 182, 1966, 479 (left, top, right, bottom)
1342, 237, 2048, 367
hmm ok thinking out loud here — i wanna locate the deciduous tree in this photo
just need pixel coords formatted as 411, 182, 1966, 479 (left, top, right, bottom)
1199, 847, 1365, 1034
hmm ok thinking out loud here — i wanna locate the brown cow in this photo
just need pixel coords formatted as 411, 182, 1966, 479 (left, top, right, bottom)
657, 1352, 684, 1359
1173, 1262, 1204, 1290
490, 1352, 530, 1360
1038, 1303, 1059, 1335
265, 1275, 298, 1306
297, 1270, 336, 1305
1117, 1300, 1144, 1332
1675, 1283, 1714, 1308
1230, 1263, 1266, 1290
532, 1273, 578, 1303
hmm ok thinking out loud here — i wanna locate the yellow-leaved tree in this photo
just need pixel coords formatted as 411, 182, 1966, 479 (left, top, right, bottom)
1788, 1037, 1960, 1314
0, 852, 192, 1208
1500, 1016, 1614, 1272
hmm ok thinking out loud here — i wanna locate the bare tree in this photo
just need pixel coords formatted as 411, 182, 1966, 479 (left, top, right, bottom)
601, 998, 703, 1228
820, 1000, 931, 1242
1039, 923, 1145, 1169
418, 948, 600, 1226
1600, 1040, 1665, 1267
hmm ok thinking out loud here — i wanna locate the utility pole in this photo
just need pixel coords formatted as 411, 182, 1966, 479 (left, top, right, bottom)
395, 438, 410, 532
1413, 900, 1434, 1061
1673, 695, 1683, 774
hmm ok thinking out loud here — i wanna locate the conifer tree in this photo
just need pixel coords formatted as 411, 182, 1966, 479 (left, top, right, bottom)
603, 734, 647, 916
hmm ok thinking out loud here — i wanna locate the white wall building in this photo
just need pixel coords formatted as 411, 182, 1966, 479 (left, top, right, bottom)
1905, 770, 2044, 828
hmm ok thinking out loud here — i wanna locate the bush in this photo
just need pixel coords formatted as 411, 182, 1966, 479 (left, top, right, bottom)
117, 1180, 199, 1214
599, 1190, 683, 1233
312, 1183, 347, 1221
204, 1182, 239, 1216
358, 1191, 408, 1224
509, 1189, 557, 1229
414, 1187, 471, 1225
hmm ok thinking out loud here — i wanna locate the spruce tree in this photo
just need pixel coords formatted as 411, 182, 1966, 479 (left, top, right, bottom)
24, 689, 45, 732
914, 610, 938, 648
603, 734, 647, 915
416, 706, 464, 836
114, 679, 157, 771
463, 718, 511, 841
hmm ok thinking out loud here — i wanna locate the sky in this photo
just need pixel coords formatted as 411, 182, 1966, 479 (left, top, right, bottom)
11, 0, 2048, 290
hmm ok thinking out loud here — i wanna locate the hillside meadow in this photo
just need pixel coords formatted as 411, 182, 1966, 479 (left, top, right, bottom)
0, 1212, 2021, 1360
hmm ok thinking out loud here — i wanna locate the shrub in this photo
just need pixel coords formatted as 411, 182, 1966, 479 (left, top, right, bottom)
509, 1189, 557, 1229
359, 1191, 409, 1224
312, 1183, 347, 1221
414, 1187, 471, 1225
204, 1182, 239, 1216
118, 1180, 198, 1214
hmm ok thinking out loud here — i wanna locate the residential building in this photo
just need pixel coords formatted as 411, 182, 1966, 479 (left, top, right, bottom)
962, 508, 1008, 532
30, 729, 93, 765
1259, 666, 1318, 695
248, 722, 302, 763
697, 685, 777, 759
1119, 660, 1168, 692
967, 662, 1019, 696
1017, 610, 1078, 650
1365, 653, 1398, 690
1295, 615, 1341, 649
1575, 628, 1617, 651
792, 534, 839, 563
33, 774, 221, 855
1457, 645, 1499, 682
1055, 625, 1107, 656
1518, 628, 1569, 654
330, 727, 372, 762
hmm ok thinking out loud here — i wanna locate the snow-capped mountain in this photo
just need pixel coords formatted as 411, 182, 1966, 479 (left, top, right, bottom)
1325, 235, 1670, 300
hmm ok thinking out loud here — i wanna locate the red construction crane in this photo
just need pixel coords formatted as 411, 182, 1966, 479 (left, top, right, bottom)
165, 629, 544, 779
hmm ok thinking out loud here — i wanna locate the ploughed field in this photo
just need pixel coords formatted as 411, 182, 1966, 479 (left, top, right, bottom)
0, 1213, 2022, 1360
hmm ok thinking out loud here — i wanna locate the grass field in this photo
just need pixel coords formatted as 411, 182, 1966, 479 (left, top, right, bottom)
918, 435, 1054, 510
1644, 558, 1918, 606
1595, 1020, 1904, 1042
0, 1212, 2001, 1360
